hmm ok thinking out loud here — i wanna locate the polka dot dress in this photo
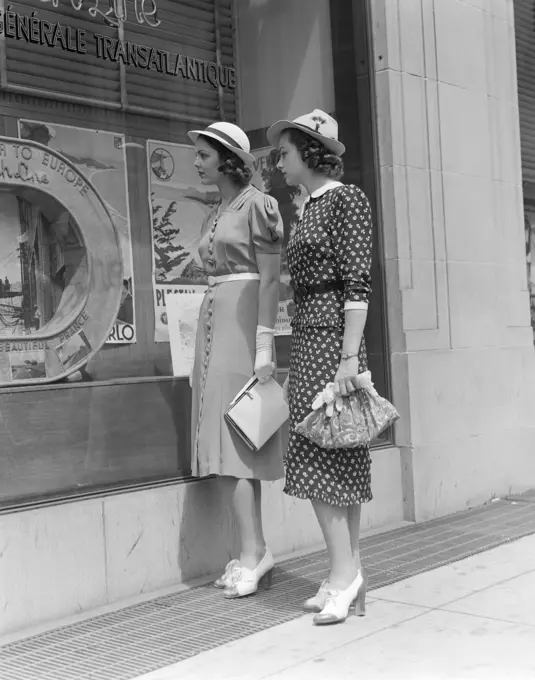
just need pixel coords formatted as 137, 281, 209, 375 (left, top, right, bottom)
285, 184, 373, 507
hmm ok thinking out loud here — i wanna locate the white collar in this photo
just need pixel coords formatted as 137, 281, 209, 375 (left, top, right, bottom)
300, 181, 343, 215
309, 181, 343, 199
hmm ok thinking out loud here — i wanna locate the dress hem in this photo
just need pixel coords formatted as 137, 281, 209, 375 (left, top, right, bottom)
283, 485, 373, 507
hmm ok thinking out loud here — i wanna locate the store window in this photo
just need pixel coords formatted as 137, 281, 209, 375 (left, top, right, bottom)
0, 0, 390, 507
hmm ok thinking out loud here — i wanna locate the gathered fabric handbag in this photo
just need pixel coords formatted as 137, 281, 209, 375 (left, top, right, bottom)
295, 371, 399, 449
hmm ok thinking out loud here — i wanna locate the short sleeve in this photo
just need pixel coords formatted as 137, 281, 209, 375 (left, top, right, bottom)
249, 192, 283, 254
330, 185, 373, 306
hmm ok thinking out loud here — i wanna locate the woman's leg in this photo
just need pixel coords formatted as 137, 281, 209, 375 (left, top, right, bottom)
221, 476, 266, 570
312, 499, 358, 589
347, 504, 363, 570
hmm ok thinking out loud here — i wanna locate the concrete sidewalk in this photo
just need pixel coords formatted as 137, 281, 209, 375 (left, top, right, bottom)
135, 534, 535, 680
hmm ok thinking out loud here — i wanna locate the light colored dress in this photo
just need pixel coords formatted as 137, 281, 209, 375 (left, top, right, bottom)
191, 185, 285, 480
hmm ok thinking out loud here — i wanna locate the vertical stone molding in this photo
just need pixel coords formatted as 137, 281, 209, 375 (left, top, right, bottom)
371, 0, 535, 520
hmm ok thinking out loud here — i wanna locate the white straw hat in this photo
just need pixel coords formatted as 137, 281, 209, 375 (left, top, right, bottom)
188, 122, 255, 167
267, 109, 345, 156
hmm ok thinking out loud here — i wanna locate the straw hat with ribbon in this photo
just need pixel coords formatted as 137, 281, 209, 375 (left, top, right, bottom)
188, 122, 255, 167
267, 109, 345, 156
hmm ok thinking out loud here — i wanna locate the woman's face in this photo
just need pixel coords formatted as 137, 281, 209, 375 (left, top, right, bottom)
193, 136, 221, 185
276, 131, 306, 186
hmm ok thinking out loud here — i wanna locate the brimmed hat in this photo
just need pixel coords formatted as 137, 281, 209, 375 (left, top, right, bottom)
188, 122, 255, 167
267, 109, 345, 156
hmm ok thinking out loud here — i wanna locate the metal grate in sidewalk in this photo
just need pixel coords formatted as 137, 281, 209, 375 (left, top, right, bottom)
2, 494, 535, 680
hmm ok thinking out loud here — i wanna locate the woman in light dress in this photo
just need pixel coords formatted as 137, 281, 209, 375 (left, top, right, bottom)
188, 122, 284, 598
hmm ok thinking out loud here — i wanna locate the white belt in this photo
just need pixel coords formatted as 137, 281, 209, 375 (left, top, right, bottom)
207, 273, 260, 286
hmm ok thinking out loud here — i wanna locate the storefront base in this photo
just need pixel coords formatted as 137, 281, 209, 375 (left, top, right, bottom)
0, 446, 403, 637
2, 434, 535, 639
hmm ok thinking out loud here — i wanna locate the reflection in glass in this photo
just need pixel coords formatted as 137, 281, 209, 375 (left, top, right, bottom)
525, 206, 535, 343
0, 187, 87, 337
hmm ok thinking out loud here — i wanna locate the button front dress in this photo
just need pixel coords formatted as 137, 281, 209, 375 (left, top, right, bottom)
285, 184, 374, 506
191, 185, 285, 481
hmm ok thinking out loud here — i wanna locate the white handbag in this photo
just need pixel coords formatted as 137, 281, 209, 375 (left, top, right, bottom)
225, 375, 289, 451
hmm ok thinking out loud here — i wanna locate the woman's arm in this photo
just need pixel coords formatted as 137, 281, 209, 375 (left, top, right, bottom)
254, 252, 281, 382
257, 252, 281, 329
342, 308, 368, 356
249, 192, 283, 381
335, 308, 368, 396
330, 186, 373, 396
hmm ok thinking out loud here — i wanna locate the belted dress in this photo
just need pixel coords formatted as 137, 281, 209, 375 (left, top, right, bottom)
285, 182, 374, 506
191, 185, 285, 481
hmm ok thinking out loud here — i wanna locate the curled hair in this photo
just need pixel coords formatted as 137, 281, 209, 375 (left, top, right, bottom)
202, 136, 252, 187
285, 128, 344, 180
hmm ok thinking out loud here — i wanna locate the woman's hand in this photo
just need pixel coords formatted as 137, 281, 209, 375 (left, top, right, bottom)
254, 355, 275, 383
334, 357, 360, 397
255, 325, 275, 383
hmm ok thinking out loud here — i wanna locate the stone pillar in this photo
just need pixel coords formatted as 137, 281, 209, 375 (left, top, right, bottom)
371, 0, 535, 520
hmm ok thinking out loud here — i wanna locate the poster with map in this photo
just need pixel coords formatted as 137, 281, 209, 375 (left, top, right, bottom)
18, 120, 136, 344
147, 141, 213, 342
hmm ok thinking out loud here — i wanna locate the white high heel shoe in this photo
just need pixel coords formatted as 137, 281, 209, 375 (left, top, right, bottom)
224, 549, 274, 599
214, 559, 240, 589
313, 569, 367, 625
305, 579, 359, 614
303, 579, 330, 612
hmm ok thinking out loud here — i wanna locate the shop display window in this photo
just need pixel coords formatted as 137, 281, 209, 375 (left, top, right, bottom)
0, 0, 391, 506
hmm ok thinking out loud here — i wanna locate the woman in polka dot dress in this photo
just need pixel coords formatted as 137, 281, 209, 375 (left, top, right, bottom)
267, 110, 373, 625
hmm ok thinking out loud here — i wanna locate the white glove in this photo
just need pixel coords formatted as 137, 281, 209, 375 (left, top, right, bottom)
254, 325, 275, 383
283, 375, 289, 402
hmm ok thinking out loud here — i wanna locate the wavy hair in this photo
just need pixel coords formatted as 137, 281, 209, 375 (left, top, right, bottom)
285, 128, 344, 180
202, 135, 253, 187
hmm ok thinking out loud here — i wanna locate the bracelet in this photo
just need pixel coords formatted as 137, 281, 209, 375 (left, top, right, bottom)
341, 351, 359, 360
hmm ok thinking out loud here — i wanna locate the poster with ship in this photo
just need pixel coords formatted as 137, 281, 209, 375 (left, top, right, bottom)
0, 194, 26, 339
18, 119, 136, 344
